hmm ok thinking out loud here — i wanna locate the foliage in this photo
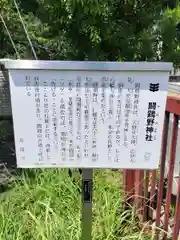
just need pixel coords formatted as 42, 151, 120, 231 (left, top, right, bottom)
0, 169, 151, 240
0, 0, 180, 67
160, 4, 180, 68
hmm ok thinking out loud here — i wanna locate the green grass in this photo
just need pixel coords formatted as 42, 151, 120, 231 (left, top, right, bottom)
0, 169, 152, 240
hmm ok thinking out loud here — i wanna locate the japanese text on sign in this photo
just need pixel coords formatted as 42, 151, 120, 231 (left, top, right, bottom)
8, 69, 169, 169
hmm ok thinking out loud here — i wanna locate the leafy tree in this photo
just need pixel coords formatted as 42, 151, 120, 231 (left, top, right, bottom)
160, 4, 180, 68
0, 0, 180, 68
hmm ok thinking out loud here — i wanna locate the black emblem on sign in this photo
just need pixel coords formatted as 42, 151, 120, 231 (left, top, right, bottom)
149, 83, 159, 92
83, 180, 92, 203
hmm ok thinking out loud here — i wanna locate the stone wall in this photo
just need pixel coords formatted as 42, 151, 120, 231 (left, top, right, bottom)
0, 69, 12, 118
169, 75, 180, 82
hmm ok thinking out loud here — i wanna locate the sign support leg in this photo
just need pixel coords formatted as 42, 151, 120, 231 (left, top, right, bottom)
81, 168, 93, 240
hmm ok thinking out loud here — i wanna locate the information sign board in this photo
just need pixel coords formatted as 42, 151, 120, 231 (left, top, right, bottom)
1, 60, 172, 169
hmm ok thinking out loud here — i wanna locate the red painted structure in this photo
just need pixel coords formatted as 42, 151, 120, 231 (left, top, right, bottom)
123, 95, 180, 240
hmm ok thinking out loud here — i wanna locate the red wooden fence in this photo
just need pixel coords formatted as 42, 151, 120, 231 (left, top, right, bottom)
123, 95, 180, 240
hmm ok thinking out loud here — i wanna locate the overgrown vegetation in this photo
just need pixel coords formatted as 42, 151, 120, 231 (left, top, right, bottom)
0, 169, 152, 240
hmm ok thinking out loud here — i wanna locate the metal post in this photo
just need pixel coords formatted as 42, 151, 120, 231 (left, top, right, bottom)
81, 168, 93, 240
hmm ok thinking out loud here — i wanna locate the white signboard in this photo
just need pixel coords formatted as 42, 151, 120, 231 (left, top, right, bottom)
2, 60, 172, 169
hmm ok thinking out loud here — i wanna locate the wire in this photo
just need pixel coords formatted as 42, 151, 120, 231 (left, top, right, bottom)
13, 0, 38, 60
0, 13, 20, 59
